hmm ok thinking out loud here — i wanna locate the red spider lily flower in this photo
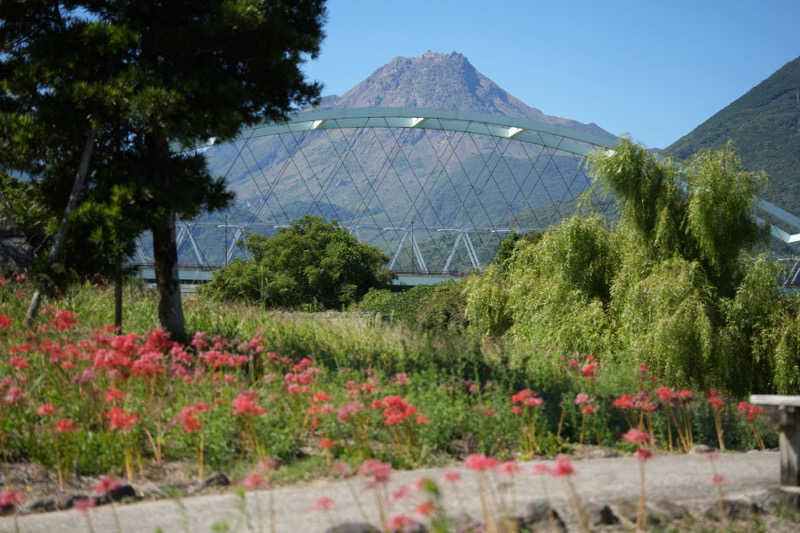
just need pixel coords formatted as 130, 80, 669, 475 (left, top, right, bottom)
55, 419, 79, 433
337, 401, 364, 422
385, 514, 416, 532
0, 314, 12, 329
377, 395, 423, 426
442, 471, 461, 483
737, 401, 763, 420
359, 459, 392, 485
636, 449, 653, 461
711, 474, 726, 485
391, 373, 410, 386
104, 388, 125, 403
464, 453, 499, 471
36, 403, 57, 416
574, 392, 591, 405
549, 455, 575, 477
678, 390, 694, 401
511, 405, 524, 415
389, 485, 410, 505
0, 489, 24, 507
332, 462, 351, 476
10, 343, 33, 354
706, 390, 725, 410
107, 407, 140, 433
637, 363, 649, 375
622, 428, 651, 445
533, 464, 549, 475
318, 438, 335, 450
253, 458, 279, 475
51, 310, 79, 331
73, 498, 96, 512
232, 391, 265, 416
416, 414, 429, 424
241, 473, 267, 490
581, 405, 598, 415
468, 383, 479, 394
312, 497, 335, 511
8, 356, 29, 370
511, 389, 534, 403
657, 386, 677, 402
3, 386, 23, 405
613, 394, 636, 409
415, 500, 436, 517
412, 477, 433, 492
311, 391, 330, 403
568, 359, 579, 370
581, 362, 598, 380
94, 476, 122, 494
499, 461, 521, 476
182, 415, 201, 433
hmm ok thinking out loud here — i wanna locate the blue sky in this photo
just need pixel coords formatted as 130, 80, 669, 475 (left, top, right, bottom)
302, 0, 800, 149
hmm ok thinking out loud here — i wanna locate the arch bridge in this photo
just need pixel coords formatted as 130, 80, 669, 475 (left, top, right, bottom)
135, 107, 800, 277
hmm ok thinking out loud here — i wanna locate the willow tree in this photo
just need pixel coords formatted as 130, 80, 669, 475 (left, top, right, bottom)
588, 139, 768, 298
2, 1, 327, 341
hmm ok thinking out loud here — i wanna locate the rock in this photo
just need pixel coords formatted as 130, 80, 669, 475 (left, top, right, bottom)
690, 444, 715, 454
110, 484, 138, 502
22, 497, 57, 513
703, 498, 761, 521
589, 448, 620, 459
59, 493, 90, 510
197, 472, 230, 490
764, 486, 800, 513
325, 523, 381, 533
585, 502, 620, 526
649, 500, 690, 522
449, 512, 483, 533
517, 500, 567, 532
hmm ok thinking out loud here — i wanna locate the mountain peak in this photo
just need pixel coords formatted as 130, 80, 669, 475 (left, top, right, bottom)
315, 51, 613, 139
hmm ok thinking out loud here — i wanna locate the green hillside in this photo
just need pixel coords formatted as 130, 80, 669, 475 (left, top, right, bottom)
665, 56, 800, 213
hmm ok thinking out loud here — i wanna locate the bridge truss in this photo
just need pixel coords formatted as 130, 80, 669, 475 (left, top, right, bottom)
134, 107, 800, 275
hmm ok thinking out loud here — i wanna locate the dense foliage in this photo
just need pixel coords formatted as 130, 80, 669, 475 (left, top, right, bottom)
201, 216, 394, 309
0, 281, 775, 484
464, 140, 798, 395
1, 1, 327, 340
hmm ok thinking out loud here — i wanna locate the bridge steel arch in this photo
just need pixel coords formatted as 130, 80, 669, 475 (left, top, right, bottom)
150, 107, 800, 275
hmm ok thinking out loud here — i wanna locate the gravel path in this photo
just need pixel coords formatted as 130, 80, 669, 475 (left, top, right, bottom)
0, 451, 780, 533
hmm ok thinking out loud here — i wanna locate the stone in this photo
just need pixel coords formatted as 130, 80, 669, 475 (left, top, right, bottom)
703, 498, 761, 521
22, 497, 57, 513
649, 500, 691, 522
516, 500, 567, 531
449, 512, 483, 533
60, 493, 90, 510
690, 444, 714, 454
325, 523, 381, 533
104, 484, 141, 502
589, 448, 620, 459
585, 502, 620, 526
765, 486, 800, 513
199, 472, 230, 489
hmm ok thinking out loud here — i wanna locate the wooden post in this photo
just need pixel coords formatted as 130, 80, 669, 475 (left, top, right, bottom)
750, 395, 800, 486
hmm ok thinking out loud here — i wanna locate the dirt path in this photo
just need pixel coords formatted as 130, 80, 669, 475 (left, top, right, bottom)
0, 451, 780, 533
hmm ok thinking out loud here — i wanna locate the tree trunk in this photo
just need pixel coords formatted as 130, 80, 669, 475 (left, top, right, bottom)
114, 255, 123, 332
24, 127, 96, 327
151, 212, 186, 343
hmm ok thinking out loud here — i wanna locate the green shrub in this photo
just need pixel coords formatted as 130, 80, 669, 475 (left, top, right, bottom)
201, 215, 394, 309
